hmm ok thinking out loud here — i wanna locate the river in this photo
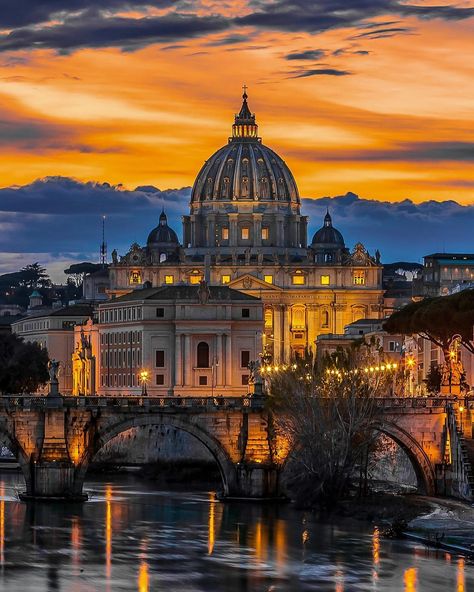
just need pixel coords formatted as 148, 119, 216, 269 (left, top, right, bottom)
0, 471, 471, 591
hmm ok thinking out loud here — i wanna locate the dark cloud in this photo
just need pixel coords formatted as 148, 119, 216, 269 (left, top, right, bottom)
289, 68, 352, 78
285, 49, 326, 60
0, 12, 230, 53
239, 1, 474, 35
0, 1, 472, 54
0, 105, 97, 152
303, 192, 474, 263
206, 34, 255, 46
0, 1, 176, 28
287, 142, 474, 162
1, 177, 473, 279
350, 26, 414, 39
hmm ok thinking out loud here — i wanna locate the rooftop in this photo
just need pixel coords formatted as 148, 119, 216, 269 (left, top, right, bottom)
107, 285, 260, 304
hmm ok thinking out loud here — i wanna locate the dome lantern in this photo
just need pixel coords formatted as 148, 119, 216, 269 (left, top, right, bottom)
231, 86, 259, 140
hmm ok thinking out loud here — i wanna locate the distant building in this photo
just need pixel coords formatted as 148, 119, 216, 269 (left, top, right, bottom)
91, 283, 263, 397
414, 253, 474, 296
11, 304, 95, 394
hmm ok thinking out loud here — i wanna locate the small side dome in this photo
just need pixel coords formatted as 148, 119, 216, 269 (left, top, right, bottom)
147, 210, 179, 246
311, 211, 345, 247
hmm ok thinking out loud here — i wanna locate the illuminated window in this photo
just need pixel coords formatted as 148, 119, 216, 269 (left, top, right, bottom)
189, 274, 203, 285
353, 271, 366, 285
222, 228, 229, 240
264, 307, 273, 329
241, 227, 250, 240
264, 275, 273, 284
320, 275, 330, 285
292, 271, 305, 285
164, 275, 174, 284
261, 228, 269, 240
129, 270, 141, 285
222, 275, 231, 284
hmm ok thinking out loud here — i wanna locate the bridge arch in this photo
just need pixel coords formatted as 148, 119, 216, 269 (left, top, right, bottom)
0, 426, 33, 494
373, 421, 436, 496
74, 415, 239, 496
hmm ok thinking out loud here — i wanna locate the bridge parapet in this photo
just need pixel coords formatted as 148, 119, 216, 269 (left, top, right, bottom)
0, 395, 264, 412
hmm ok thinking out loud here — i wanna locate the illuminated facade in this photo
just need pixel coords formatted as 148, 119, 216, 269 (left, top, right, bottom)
95, 284, 262, 396
106, 91, 384, 362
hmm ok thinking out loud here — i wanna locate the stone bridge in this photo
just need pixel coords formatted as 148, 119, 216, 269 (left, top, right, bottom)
0, 393, 472, 502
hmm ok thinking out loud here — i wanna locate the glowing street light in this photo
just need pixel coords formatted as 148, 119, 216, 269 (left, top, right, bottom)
139, 370, 149, 395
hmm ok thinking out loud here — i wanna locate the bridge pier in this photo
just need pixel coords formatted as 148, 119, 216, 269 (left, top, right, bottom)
19, 460, 87, 502
221, 462, 282, 501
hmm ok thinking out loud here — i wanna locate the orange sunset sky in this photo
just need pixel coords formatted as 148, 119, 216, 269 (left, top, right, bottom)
0, 0, 473, 203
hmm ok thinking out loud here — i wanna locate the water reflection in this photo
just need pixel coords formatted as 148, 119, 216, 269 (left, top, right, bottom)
404, 567, 417, 592
105, 483, 112, 587
458, 557, 465, 592
0, 473, 472, 591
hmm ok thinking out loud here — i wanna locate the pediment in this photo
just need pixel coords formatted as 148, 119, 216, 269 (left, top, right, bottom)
228, 274, 283, 292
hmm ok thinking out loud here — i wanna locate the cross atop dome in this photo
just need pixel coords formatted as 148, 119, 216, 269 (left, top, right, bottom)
232, 85, 259, 140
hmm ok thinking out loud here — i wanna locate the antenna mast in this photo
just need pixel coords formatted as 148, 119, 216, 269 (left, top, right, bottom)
100, 215, 107, 267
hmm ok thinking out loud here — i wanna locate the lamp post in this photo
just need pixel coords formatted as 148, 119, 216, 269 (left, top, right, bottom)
459, 404, 464, 434
139, 370, 149, 396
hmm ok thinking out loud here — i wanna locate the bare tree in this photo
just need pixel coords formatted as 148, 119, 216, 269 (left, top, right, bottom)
267, 350, 392, 508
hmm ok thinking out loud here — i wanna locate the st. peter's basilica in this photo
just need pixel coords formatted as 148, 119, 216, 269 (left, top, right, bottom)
104, 90, 384, 365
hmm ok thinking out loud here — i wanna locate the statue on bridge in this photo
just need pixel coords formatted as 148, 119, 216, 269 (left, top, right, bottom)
441, 334, 464, 395
47, 359, 61, 396
248, 359, 264, 395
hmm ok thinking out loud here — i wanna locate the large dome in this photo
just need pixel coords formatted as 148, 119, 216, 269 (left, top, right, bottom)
191, 92, 299, 205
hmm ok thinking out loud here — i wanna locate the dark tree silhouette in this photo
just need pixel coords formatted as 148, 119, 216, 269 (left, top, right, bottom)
0, 333, 49, 394
383, 290, 474, 359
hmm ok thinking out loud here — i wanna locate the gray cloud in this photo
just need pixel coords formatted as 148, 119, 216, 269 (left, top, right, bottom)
0, 0, 472, 54
0, 12, 230, 53
287, 141, 474, 163
288, 68, 352, 78
0, 177, 473, 279
285, 49, 326, 60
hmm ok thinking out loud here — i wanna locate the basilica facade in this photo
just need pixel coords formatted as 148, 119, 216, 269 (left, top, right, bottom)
107, 91, 384, 363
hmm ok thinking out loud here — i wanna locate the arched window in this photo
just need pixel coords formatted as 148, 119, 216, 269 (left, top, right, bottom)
352, 306, 366, 322
159, 253, 167, 263
321, 309, 329, 328
197, 342, 209, 368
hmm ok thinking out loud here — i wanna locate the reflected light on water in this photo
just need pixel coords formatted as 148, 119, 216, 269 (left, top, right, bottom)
404, 567, 417, 592
71, 517, 81, 571
372, 526, 380, 583
208, 493, 215, 555
138, 561, 149, 592
0, 482, 4, 569
372, 526, 380, 566
335, 568, 344, 592
105, 484, 113, 585
457, 557, 465, 592
275, 519, 286, 570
